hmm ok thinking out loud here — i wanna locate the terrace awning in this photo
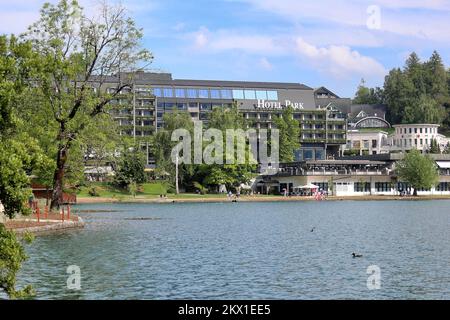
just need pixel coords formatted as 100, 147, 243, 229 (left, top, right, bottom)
436, 161, 450, 169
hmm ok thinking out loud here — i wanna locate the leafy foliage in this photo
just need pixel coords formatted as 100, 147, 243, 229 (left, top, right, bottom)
272, 105, 300, 162
112, 146, 146, 189
396, 149, 439, 195
0, 224, 35, 299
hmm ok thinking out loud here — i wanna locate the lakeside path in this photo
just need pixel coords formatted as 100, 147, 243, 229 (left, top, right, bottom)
76, 194, 450, 204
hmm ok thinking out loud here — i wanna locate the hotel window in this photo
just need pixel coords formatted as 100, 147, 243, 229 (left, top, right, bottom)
375, 182, 392, 192
354, 182, 370, 192
315, 149, 324, 160
303, 149, 314, 160
187, 88, 198, 98
221, 89, 233, 99
200, 103, 212, 110
267, 91, 278, 100
414, 139, 417, 145
414, 128, 417, 133
143, 120, 152, 126
244, 90, 256, 100
232, 89, 244, 99
260, 113, 269, 119
210, 89, 221, 99
409, 128, 412, 134
175, 88, 185, 98
198, 89, 209, 99
425, 128, 428, 133
163, 88, 173, 98
177, 103, 187, 110
437, 182, 450, 191
189, 102, 198, 109
164, 103, 175, 111
153, 88, 163, 97
313, 182, 328, 192
420, 139, 423, 145
199, 113, 209, 120
420, 128, 423, 133
256, 90, 268, 100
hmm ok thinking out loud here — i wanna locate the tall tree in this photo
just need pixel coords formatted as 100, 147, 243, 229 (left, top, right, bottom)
396, 149, 438, 196
353, 78, 384, 104
272, 105, 300, 162
22, 0, 152, 209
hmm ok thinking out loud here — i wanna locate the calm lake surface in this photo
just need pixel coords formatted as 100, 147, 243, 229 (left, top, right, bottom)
15, 200, 450, 299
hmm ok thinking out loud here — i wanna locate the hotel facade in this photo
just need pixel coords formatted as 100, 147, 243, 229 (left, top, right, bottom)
104, 72, 347, 165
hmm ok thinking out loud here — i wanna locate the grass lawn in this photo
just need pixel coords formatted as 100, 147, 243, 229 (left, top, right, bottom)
76, 182, 278, 200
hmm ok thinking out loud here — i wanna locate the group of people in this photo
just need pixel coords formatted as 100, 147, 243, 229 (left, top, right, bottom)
227, 190, 240, 201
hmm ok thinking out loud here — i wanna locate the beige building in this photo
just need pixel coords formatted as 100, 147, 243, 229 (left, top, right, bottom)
342, 130, 389, 156
392, 124, 441, 152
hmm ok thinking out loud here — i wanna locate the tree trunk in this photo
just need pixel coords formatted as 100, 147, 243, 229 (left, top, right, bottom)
50, 145, 68, 210
413, 188, 418, 196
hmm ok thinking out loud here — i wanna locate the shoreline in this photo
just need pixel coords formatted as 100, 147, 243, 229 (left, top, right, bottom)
75, 194, 450, 204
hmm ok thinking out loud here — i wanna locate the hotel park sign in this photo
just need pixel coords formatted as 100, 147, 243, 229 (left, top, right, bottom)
256, 99, 304, 110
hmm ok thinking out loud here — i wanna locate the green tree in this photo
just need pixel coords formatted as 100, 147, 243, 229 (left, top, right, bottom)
112, 145, 146, 189
428, 138, 441, 154
396, 149, 439, 196
22, 0, 152, 209
272, 105, 300, 162
0, 225, 35, 299
353, 79, 384, 104
153, 109, 195, 189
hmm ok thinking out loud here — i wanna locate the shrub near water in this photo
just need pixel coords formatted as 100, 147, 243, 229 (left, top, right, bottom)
0, 224, 35, 299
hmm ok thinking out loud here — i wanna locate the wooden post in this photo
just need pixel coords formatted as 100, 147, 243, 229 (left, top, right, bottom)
45, 206, 48, 219
67, 205, 70, 220
36, 206, 40, 223
61, 207, 65, 222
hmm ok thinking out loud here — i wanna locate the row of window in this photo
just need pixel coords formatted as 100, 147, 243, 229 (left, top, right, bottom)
153, 87, 279, 100
396, 127, 438, 134
395, 138, 434, 147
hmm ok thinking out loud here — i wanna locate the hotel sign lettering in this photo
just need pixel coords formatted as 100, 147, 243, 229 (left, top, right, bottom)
256, 99, 304, 110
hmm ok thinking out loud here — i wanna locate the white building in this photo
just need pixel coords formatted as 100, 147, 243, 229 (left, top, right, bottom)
392, 124, 441, 152
342, 130, 389, 156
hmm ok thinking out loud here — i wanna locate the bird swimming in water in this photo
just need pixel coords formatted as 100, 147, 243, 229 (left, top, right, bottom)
311, 227, 316, 232
352, 253, 363, 258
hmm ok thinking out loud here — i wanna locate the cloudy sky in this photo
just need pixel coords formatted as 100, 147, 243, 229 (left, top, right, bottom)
1, 0, 450, 97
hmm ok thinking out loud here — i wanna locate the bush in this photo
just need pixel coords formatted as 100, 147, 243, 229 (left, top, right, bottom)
88, 186, 100, 197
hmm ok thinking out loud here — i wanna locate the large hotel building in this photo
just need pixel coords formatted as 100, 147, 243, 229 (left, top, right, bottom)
106, 71, 347, 165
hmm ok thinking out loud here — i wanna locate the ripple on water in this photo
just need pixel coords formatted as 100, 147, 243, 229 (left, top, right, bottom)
16, 200, 450, 300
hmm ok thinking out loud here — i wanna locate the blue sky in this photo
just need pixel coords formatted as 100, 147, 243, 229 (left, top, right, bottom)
1, 0, 450, 97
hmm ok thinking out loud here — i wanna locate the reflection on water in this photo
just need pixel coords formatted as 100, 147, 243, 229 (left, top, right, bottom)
14, 201, 450, 299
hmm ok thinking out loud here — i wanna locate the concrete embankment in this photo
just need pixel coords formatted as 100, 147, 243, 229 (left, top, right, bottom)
4, 216, 85, 235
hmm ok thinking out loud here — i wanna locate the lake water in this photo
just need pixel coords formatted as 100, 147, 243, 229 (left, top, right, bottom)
15, 200, 450, 299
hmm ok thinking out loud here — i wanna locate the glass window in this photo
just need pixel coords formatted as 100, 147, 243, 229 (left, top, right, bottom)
164, 103, 175, 111
303, 149, 314, 160
198, 89, 209, 99
414, 128, 417, 133
210, 89, 220, 99
187, 88, 198, 98
267, 90, 278, 100
188, 102, 198, 108
232, 89, 244, 99
153, 88, 162, 97
177, 103, 187, 110
420, 128, 423, 133
163, 88, 173, 98
315, 149, 324, 160
244, 90, 256, 100
221, 89, 233, 99
256, 90, 267, 100
175, 88, 185, 98
200, 103, 212, 110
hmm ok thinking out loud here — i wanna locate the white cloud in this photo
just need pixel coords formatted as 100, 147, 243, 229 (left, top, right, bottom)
237, 0, 450, 44
295, 37, 386, 78
186, 27, 386, 79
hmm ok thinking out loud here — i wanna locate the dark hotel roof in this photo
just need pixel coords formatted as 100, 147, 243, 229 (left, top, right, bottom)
99, 72, 313, 90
